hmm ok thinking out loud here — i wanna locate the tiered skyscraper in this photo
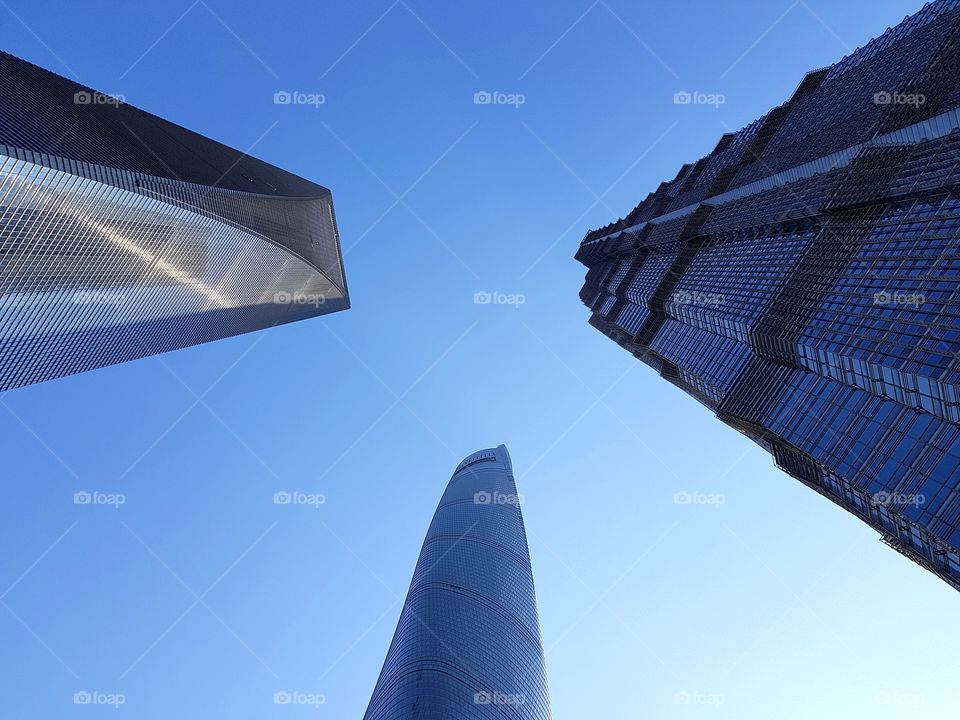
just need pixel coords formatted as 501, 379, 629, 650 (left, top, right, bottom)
0, 51, 348, 391
576, 0, 960, 590
363, 445, 552, 720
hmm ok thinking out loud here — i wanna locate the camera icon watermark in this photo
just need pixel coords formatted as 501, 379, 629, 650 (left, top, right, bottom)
871, 491, 925, 508
474, 690, 525, 706
873, 90, 925, 107
672, 289, 725, 306
673, 690, 725, 706
74, 90, 124, 107
673, 90, 725, 108
72, 290, 126, 306
273, 490, 325, 509
673, 490, 725, 508
74, 490, 126, 509
873, 689, 925, 706
473, 490, 524, 506
873, 290, 924, 308
74, 690, 126, 708
273, 90, 326, 108
273, 690, 326, 708
473, 90, 526, 108
273, 291, 326, 307
473, 290, 526, 308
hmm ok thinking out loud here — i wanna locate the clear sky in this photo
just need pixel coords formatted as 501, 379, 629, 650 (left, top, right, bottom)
1, 0, 958, 718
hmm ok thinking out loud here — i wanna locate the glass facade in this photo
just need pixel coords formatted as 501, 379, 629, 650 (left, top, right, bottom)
0, 51, 348, 390
363, 446, 552, 720
576, 0, 960, 591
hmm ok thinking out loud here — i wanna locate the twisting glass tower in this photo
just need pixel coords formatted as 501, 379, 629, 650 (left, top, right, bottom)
363, 445, 552, 720
575, 0, 960, 590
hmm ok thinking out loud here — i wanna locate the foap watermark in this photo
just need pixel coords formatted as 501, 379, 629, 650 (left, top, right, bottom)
474, 691, 525, 706
873, 689, 926, 707
273, 690, 326, 709
674, 90, 725, 108
474, 490, 523, 506
673, 289, 725, 306
74, 690, 126, 708
873, 290, 924, 308
474, 290, 525, 308
674, 490, 725, 508
274, 90, 326, 108
273, 490, 325, 509
874, 91, 925, 107
274, 291, 326, 307
674, 691, 726, 706
474, 90, 526, 108
74, 90, 124, 107
72, 290, 125, 306
74, 490, 125, 509
871, 491, 925, 508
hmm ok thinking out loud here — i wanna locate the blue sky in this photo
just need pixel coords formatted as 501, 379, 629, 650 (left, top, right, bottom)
2, 0, 958, 717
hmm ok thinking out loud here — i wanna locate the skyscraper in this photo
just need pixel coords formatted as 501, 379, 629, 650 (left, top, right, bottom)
363, 445, 552, 720
576, 0, 960, 590
0, 51, 348, 391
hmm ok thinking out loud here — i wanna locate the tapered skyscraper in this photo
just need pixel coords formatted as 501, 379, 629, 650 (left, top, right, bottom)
363, 445, 551, 720
0, 51, 348, 391
577, 0, 960, 590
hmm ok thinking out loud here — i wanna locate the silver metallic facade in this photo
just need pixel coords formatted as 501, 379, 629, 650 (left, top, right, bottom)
363, 446, 552, 720
0, 51, 348, 390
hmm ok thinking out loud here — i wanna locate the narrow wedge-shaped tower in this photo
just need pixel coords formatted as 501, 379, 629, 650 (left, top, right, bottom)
0, 51, 348, 391
363, 445, 551, 720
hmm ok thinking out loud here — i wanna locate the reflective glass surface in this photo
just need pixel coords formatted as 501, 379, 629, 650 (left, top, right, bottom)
576, 0, 960, 591
363, 446, 552, 720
